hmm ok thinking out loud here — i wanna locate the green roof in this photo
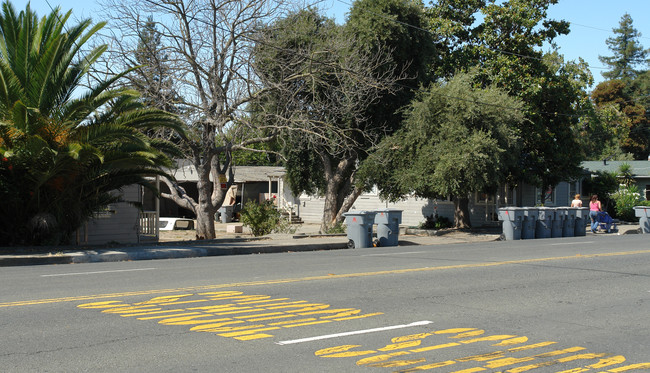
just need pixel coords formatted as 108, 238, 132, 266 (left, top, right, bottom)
581, 160, 650, 177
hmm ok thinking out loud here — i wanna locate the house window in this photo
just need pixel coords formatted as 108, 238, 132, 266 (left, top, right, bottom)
569, 181, 579, 201
536, 186, 555, 206
94, 204, 116, 219
646, 185, 650, 201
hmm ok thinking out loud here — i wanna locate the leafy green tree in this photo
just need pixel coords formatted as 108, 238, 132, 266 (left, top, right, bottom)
599, 13, 648, 82
359, 73, 524, 228
420, 0, 591, 204
591, 79, 649, 159
346, 0, 436, 133
0, 2, 182, 245
472, 1, 590, 204
583, 171, 619, 216
253, 5, 425, 232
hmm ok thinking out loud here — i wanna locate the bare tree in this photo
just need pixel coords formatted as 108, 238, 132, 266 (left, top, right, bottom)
97, 0, 399, 237
97, 0, 292, 239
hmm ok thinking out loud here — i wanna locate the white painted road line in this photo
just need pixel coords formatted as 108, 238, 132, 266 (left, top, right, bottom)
362, 251, 426, 257
549, 241, 594, 246
275, 320, 433, 345
41, 268, 157, 277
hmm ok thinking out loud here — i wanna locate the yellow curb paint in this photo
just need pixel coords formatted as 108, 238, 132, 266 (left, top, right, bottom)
6, 249, 650, 308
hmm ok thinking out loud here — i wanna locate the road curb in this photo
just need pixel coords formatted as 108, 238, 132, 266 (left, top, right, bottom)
0, 241, 350, 267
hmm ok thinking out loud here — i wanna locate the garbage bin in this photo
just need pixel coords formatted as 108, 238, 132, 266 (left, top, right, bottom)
558, 207, 576, 237
522, 208, 538, 239
551, 208, 563, 238
374, 209, 402, 246
343, 211, 376, 248
536, 207, 553, 239
218, 205, 234, 223
574, 207, 589, 236
497, 207, 524, 240
634, 206, 650, 234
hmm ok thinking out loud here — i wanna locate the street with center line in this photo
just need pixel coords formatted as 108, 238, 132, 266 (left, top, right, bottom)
1, 234, 649, 372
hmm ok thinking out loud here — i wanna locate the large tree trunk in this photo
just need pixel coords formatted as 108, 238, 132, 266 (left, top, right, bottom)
453, 196, 472, 229
195, 177, 217, 240
319, 155, 357, 233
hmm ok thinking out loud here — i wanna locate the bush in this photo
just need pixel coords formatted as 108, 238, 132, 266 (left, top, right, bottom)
239, 200, 297, 236
419, 214, 452, 230
610, 185, 642, 222
325, 222, 346, 234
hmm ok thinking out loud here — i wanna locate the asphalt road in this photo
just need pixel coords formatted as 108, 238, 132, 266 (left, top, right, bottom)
1, 234, 649, 372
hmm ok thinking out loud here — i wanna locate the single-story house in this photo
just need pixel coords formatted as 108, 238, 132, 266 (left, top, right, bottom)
581, 160, 650, 201
298, 181, 578, 228
143, 161, 300, 220
75, 184, 156, 245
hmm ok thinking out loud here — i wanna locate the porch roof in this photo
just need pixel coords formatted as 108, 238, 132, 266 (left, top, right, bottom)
167, 160, 285, 183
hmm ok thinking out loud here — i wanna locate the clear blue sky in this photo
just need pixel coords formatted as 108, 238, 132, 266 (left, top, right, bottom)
29, 0, 650, 89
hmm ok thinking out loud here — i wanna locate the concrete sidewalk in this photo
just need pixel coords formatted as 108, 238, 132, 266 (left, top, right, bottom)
0, 223, 641, 267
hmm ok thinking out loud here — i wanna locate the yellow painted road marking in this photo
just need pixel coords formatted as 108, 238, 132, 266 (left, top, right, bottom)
315, 345, 361, 356
606, 363, 650, 371
5, 249, 650, 308
317, 328, 649, 373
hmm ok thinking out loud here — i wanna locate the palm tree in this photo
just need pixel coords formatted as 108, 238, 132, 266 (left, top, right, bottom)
0, 1, 183, 245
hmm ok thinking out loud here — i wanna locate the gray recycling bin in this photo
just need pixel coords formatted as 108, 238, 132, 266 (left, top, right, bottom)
551, 208, 564, 238
498, 207, 524, 240
535, 207, 554, 239
374, 209, 402, 246
218, 205, 234, 223
557, 207, 576, 237
522, 208, 538, 239
574, 207, 589, 236
343, 211, 376, 248
634, 206, 650, 234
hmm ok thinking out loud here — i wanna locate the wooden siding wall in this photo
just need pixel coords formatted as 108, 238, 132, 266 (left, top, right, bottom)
80, 185, 141, 245
298, 181, 574, 227
298, 194, 494, 227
